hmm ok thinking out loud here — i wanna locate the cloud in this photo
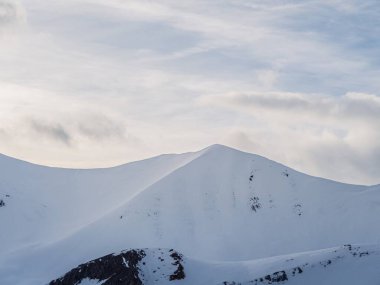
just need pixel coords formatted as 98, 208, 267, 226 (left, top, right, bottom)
96, 0, 380, 92
0, 0, 379, 184
1, 111, 133, 148
30, 120, 72, 146
76, 114, 126, 141
0, 0, 26, 28
0, 83, 145, 167
200, 92, 380, 123
199, 91, 380, 185
26, 113, 131, 147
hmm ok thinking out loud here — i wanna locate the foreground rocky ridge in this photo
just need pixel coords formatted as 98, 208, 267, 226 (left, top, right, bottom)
50, 249, 185, 285
50, 245, 380, 285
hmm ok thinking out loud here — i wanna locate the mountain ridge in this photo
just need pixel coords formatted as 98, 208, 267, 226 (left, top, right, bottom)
0, 144, 377, 187
0, 145, 379, 284
49, 244, 380, 285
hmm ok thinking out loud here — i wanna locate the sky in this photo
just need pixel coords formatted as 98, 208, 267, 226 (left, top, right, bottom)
0, 0, 379, 185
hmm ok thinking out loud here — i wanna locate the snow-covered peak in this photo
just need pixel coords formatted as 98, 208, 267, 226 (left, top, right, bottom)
0, 146, 379, 284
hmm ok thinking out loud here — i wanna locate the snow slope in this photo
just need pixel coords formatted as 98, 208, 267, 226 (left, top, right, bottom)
0, 149, 203, 256
0, 145, 379, 284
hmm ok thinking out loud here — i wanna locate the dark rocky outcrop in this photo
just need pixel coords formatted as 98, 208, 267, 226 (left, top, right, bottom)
222, 245, 375, 285
49, 248, 187, 285
249, 196, 261, 212
169, 250, 185, 280
49, 249, 146, 285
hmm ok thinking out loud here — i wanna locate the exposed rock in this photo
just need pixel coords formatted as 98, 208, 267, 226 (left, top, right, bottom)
49, 249, 146, 285
169, 251, 185, 281
50, 249, 187, 285
293, 204, 302, 216
249, 196, 261, 212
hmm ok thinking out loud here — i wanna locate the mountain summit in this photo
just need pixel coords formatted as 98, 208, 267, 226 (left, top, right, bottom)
0, 145, 379, 284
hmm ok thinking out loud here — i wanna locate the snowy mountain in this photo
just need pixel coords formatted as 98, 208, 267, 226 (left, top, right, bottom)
0, 145, 379, 284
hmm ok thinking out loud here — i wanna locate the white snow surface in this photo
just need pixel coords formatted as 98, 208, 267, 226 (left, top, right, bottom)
0, 144, 379, 284
77, 278, 106, 285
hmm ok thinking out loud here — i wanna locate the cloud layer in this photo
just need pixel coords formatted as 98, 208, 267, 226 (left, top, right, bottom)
0, 0, 379, 184
199, 91, 380, 184
0, 0, 26, 32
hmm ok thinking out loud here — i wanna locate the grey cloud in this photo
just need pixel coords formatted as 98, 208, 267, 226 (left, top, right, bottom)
231, 93, 313, 111
210, 91, 380, 185
203, 92, 380, 123
0, 1, 26, 27
30, 120, 72, 146
338, 93, 380, 120
24, 112, 133, 148
224, 128, 380, 186
300, 139, 380, 186
76, 114, 126, 141
0, 2, 18, 25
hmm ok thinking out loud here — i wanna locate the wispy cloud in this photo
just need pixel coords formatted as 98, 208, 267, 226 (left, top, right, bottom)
200, 91, 380, 122
30, 120, 72, 146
